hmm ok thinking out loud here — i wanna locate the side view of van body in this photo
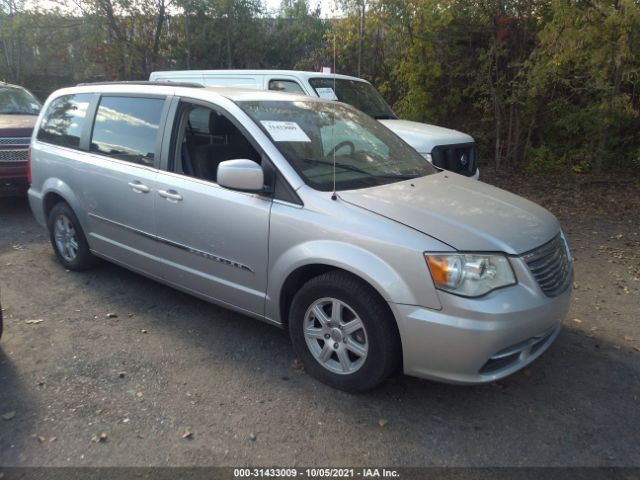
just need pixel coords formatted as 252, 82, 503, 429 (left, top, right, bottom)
149, 70, 479, 179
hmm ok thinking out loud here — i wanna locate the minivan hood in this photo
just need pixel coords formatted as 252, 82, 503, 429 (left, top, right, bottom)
378, 119, 474, 154
339, 173, 559, 255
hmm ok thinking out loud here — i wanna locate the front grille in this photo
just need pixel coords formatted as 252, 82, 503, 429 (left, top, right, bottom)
0, 137, 30, 146
0, 149, 27, 162
523, 234, 572, 297
430, 142, 477, 176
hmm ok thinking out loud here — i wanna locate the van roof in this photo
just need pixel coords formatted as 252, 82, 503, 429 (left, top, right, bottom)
55, 82, 332, 104
150, 69, 370, 84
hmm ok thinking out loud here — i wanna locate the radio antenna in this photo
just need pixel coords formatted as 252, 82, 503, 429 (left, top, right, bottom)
331, 33, 337, 201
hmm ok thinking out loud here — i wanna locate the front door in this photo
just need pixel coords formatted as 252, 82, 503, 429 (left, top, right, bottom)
154, 100, 271, 316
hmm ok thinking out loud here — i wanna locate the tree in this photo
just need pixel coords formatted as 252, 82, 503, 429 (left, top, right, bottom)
527, 0, 640, 174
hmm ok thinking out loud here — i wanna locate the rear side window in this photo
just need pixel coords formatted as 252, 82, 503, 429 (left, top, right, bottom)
37, 94, 92, 148
90, 96, 165, 166
268, 79, 305, 94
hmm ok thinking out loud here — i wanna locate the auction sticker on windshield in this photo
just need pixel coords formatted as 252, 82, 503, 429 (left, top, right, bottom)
315, 87, 339, 100
261, 121, 311, 142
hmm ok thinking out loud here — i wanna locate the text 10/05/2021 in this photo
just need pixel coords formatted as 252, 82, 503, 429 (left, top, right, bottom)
233, 468, 400, 478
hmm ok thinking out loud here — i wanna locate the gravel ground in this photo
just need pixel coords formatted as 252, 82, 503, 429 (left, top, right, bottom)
0, 174, 639, 467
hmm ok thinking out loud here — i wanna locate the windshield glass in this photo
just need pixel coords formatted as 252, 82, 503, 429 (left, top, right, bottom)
308, 78, 396, 120
239, 100, 436, 192
0, 87, 41, 115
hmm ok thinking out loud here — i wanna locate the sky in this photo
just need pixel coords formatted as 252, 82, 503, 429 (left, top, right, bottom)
263, 0, 341, 18
31, 0, 342, 18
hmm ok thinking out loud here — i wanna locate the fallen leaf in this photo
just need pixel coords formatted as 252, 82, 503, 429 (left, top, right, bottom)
291, 359, 302, 370
1, 411, 16, 421
249, 432, 257, 441
181, 428, 193, 439
91, 432, 108, 443
25, 319, 44, 325
106, 313, 118, 318
572, 318, 583, 324
378, 418, 389, 427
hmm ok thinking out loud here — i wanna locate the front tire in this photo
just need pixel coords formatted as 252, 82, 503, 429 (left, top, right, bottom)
47, 202, 98, 271
289, 271, 401, 392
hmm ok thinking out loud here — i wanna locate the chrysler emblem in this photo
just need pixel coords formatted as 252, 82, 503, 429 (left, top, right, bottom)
460, 154, 468, 166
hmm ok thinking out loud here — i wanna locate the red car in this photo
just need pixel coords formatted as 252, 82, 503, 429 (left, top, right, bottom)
0, 82, 41, 196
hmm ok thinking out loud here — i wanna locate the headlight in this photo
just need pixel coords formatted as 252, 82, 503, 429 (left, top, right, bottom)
421, 153, 433, 163
424, 253, 516, 297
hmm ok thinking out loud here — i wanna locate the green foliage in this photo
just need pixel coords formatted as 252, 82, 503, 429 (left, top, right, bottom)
525, 145, 568, 176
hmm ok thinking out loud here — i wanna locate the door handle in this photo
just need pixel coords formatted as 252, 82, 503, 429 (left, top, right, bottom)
128, 181, 150, 194
158, 189, 183, 202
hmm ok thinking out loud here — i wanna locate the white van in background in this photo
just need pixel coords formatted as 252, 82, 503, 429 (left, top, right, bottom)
149, 70, 480, 179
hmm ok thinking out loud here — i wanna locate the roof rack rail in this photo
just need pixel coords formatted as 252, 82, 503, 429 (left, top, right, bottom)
76, 80, 205, 88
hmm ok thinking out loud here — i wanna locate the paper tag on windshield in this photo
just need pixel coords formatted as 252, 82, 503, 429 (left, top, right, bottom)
315, 87, 338, 101
260, 121, 311, 142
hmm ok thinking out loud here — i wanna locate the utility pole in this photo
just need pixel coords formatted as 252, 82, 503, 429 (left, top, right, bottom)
357, 0, 365, 77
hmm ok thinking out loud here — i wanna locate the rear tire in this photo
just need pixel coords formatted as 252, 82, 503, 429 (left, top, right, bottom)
47, 202, 98, 271
289, 271, 401, 392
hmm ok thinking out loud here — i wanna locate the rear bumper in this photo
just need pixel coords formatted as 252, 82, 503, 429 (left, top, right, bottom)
28, 187, 46, 227
0, 162, 28, 196
390, 282, 571, 384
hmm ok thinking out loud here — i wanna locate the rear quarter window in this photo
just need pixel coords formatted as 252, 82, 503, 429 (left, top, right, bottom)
268, 79, 305, 94
37, 94, 92, 148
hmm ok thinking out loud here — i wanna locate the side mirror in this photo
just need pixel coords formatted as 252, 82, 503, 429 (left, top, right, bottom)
217, 159, 265, 192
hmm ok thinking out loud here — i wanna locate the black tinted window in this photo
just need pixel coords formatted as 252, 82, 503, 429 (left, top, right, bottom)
37, 94, 91, 148
308, 78, 396, 120
90, 96, 165, 166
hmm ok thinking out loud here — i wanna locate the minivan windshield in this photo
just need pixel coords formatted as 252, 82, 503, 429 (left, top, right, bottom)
239, 100, 436, 192
308, 78, 396, 120
0, 87, 41, 115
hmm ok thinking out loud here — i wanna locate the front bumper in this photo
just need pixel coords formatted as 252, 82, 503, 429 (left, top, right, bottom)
0, 162, 28, 196
390, 278, 571, 384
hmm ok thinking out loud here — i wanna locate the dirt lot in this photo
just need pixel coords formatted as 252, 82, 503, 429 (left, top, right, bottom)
0, 173, 639, 468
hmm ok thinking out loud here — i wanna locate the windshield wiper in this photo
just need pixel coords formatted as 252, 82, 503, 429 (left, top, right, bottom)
373, 114, 397, 120
301, 158, 371, 175
302, 158, 421, 180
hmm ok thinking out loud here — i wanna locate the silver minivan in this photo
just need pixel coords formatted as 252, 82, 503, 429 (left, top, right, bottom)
28, 82, 572, 391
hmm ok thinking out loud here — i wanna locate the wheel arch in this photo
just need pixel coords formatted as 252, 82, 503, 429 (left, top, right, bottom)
41, 179, 89, 231
43, 191, 67, 220
268, 241, 414, 334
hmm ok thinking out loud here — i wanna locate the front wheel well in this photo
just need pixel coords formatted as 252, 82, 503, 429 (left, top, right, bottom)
279, 265, 399, 336
43, 192, 67, 219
